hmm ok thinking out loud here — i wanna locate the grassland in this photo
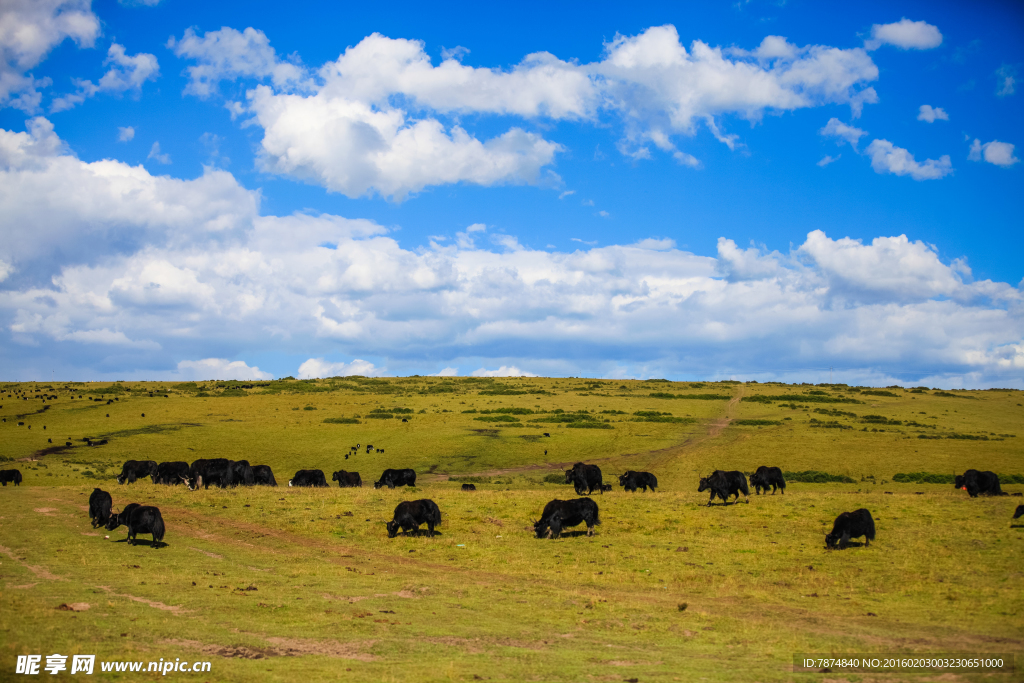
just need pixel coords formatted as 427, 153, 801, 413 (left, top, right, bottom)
1, 377, 1022, 681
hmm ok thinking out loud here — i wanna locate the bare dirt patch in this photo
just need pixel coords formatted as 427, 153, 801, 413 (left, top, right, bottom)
33, 507, 58, 514
263, 637, 377, 661
161, 639, 283, 660
56, 602, 90, 612
190, 547, 223, 559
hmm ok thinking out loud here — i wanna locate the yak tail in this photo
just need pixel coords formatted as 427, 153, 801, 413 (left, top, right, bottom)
152, 512, 166, 542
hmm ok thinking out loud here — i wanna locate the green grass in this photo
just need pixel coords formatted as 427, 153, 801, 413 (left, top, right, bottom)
0, 377, 1022, 681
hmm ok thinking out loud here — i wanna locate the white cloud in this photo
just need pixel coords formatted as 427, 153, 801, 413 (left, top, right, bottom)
431, 366, 459, 376
50, 42, 159, 112
865, 18, 943, 51
297, 357, 381, 379
820, 117, 866, 148
817, 154, 839, 167
968, 139, 1018, 167
147, 141, 171, 164
995, 65, 1016, 97
176, 358, 272, 380
1, 121, 1020, 387
0, 0, 100, 111
117, 126, 135, 142
168, 27, 307, 98
471, 366, 538, 377
917, 104, 948, 123
249, 84, 562, 200
558, 190, 575, 199
0, 118, 257, 276
172, 25, 881, 196
864, 139, 952, 180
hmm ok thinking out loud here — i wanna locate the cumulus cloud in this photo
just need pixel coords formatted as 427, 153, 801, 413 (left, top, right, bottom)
117, 126, 135, 141
176, 358, 272, 380
817, 154, 839, 167
968, 139, 1018, 167
471, 366, 539, 377
0, 118, 258, 281
0, 0, 100, 111
168, 26, 307, 98
172, 25, 882, 197
431, 367, 459, 376
297, 357, 381, 378
820, 117, 867, 148
249, 84, 562, 200
1, 121, 1021, 387
864, 139, 953, 180
865, 18, 943, 51
917, 104, 948, 122
50, 42, 159, 112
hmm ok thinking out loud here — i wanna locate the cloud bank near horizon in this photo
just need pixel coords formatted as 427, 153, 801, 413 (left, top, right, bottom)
1, 119, 1021, 388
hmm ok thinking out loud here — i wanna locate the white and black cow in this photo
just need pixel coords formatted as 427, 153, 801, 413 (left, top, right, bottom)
88, 488, 113, 528
619, 470, 658, 492
749, 466, 786, 495
386, 499, 442, 537
374, 469, 416, 489
825, 508, 875, 549
0, 469, 22, 486
534, 498, 601, 539
332, 470, 362, 488
289, 469, 328, 487
116, 460, 158, 485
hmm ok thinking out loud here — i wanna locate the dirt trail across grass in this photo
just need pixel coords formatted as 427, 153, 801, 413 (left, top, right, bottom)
447, 387, 745, 481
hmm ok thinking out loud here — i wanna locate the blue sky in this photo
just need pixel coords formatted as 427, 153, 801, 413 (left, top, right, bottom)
0, 0, 1021, 387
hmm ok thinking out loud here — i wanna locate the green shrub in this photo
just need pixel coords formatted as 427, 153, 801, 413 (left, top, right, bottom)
743, 394, 863, 404
734, 419, 782, 426
650, 392, 731, 400
567, 422, 614, 429
474, 415, 521, 423
893, 472, 955, 484
861, 390, 899, 397
543, 473, 569, 484
322, 417, 360, 424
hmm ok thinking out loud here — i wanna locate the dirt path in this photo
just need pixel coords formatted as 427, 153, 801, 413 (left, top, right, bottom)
438, 387, 746, 481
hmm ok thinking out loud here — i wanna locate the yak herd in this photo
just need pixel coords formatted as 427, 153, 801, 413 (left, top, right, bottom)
79, 457, 1022, 549
6, 454, 1018, 551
